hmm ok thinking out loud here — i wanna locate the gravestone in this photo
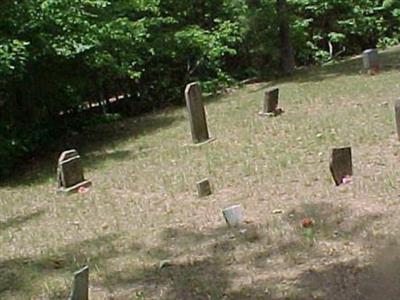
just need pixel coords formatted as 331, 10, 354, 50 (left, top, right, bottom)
259, 88, 283, 117
362, 49, 379, 72
222, 205, 243, 226
196, 178, 212, 197
69, 266, 89, 300
184, 82, 215, 144
329, 147, 353, 186
57, 149, 91, 194
394, 100, 400, 140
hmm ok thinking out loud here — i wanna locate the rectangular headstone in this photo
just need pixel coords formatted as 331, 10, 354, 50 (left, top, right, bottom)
222, 205, 243, 226
329, 147, 353, 186
185, 82, 212, 144
362, 49, 379, 72
57, 149, 91, 194
57, 149, 79, 187
60, 157, 85, 187
196, 178, 212, 197
259, 88, 283, 117
69, 265, 89, 300
394, 100, 400, 141
264, 88, 279, 113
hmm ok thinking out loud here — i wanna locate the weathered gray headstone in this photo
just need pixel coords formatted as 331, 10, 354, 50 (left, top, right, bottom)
196, 178, 212, 197
329, 147, 353, 186
222, 205, 243, 226
394, 100, 400, 140
259, 88, 283, 117
69, 265, 89, 300
362, 49, 380, 72
184, 82, 214, 144
57, 149, 91, 194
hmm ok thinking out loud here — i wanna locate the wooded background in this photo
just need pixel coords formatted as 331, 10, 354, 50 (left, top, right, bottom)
1, 0, 399, 175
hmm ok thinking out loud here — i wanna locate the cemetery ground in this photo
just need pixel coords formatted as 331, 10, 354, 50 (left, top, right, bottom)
2, 47, 400, 300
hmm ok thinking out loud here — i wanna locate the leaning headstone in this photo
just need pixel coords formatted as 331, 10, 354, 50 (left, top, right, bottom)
329, 147, 353, 186
259, 88, 283, 117
196, 178, 212, 197
362, 49, 380, 73
57, 149, 91, 194
394, 100, 400, 140
222, 205, 243, 226
184, 82, 215, 145
69, 266, 89, 300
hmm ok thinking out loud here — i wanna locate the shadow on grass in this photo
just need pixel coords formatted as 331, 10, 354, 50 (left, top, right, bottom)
247, 202, 385, 279
285, 201, 384, 240
1, 113, 184, 188
96, 202, 394, 299
227, 250, 400, 299
283, 245, 400, 300
2, 206, 393, 299
0, 210, 45, 232
98, 225, 250, 298
0, 233, 140, 299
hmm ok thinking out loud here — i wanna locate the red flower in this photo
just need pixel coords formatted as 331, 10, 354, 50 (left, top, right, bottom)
301, 218, 314, 228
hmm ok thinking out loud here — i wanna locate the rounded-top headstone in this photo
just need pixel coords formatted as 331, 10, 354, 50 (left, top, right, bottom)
57, 149, 92, 193
184, 82, 211, 144
58, 149, 79, 164
362, 48, 379, 71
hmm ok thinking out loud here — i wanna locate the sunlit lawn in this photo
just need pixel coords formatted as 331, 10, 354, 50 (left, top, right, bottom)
2, 46, 400, 299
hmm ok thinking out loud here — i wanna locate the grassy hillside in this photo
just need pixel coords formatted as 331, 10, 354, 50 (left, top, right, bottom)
2, 46, 400, 299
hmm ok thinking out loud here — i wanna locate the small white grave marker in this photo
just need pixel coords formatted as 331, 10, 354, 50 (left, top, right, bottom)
222, 205, 243, 226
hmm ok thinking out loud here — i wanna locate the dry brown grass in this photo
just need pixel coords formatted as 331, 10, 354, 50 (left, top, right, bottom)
2, 46, 400, 299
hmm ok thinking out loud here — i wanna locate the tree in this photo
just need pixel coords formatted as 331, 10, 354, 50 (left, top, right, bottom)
277, 0, 295, 75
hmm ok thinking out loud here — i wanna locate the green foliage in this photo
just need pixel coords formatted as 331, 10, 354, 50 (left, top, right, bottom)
288, 0, 400, 62
1, 0, 400, 176
0, 40, 30, 78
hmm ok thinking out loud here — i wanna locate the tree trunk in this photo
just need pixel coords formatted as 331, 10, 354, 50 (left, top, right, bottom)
277, 0, 295, 75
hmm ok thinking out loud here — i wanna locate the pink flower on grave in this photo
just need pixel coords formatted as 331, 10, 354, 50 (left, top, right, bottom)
78, 186, 90, 194
341, 175, 352, 185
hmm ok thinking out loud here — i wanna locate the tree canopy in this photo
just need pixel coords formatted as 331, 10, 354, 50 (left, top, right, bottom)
1, 0, 399, 176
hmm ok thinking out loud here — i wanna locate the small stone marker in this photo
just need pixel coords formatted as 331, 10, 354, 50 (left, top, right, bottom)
394, 100, 400, 140
329, 147, 353, 186
196, 178, 212, 197
259, 88, 283, 117
184, 82, 215, 145
362, 49, 380, 73
57, 149, 91, 194
222, 205, 243, 226
69, 265, 89, 300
